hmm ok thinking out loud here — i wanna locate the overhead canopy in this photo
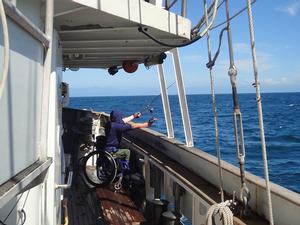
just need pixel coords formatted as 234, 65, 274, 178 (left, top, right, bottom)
54, 0, 191, 70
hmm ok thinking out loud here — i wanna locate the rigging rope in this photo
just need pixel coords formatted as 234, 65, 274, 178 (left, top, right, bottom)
192, 0, 225, 35
204, 0, 224, 202
211, 0, 257, 30
245, 0, 274, 224
206, 200, 234, 225
0, 0, 10, 100
224, 0, 250, 215
206, 26, 228, 69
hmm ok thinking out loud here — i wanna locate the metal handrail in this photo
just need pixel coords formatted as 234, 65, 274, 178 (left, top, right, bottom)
56, 171, 73, 189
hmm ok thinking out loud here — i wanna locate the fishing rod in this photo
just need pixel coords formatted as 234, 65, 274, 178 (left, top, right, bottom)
139, 80, 177, 114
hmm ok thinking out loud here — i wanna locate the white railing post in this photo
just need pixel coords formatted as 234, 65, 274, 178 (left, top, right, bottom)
157, 64, 174, 138
170, 48, 194, 147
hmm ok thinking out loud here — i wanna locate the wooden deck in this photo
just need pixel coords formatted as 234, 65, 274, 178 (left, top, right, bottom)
64, 176, 145, 225
96, 186, 145, 224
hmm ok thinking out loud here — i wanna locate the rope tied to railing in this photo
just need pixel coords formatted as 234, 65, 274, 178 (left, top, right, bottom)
206, 200, 234, 225
245, 0, 274, 224
203, 0, 225, 202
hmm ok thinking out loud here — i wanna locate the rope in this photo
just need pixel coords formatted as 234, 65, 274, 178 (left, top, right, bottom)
1, 193, 24, 224
206, 201, 233, 225
206, 26, 228, 69
245, 0, 274, 224
204, 0, 224, 202
0, 0, 10, 100
18, 190, 30, 225
192, 0, 225, 35
197, 0, 219, 38
211, 0, 257, 30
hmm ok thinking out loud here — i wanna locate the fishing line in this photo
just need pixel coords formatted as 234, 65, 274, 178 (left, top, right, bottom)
139, 81, 177, 114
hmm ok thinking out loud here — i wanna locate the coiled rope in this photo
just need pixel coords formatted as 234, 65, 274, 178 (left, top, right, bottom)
206, 201, 233, 225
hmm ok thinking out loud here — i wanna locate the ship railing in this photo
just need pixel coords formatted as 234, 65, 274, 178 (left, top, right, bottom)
122, 128, 300, 225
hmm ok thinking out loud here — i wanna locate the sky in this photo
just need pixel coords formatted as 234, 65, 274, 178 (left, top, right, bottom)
63, 0, 300, 97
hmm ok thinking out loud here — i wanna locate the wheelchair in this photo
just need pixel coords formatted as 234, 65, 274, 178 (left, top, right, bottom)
82, 138, 130, 190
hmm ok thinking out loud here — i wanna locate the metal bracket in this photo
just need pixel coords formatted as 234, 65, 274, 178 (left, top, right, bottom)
56, 171, 73, 189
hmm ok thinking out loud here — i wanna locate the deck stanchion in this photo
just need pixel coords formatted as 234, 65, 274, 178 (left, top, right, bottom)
170, 48, 194, 147
157, 64, 174, 138
144, 156, 155, 199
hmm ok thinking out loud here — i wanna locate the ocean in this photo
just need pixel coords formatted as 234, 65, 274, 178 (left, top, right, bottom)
69, 92, 300, 193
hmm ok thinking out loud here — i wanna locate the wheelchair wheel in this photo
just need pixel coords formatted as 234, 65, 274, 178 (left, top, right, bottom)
82, 151, 117, 187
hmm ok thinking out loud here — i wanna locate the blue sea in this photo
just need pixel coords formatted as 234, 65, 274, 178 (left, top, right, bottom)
69, 92, 300, 193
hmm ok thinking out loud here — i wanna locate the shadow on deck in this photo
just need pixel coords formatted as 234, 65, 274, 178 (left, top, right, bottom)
64, 176, 146, 225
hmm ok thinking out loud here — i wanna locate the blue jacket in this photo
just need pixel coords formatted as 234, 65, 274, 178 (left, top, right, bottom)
105, 110, 132, 149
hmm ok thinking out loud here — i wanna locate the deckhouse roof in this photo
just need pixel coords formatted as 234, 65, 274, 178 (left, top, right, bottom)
54, 0, 191, 70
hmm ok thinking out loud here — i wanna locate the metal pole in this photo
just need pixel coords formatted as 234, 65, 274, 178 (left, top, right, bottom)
40, 0, 54, 159
157, 64, 174, 138
165, 0, 170, 9
170, 48, 193, 147
181, 0, 187, 17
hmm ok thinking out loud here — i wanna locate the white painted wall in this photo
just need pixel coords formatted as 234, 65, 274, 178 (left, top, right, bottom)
0, 186, 44, 225
72, 0, 191, 38
0, 1, 64, 225
0, 19, 44, 184
17, 0, 44, 29
148, 0, 163, 7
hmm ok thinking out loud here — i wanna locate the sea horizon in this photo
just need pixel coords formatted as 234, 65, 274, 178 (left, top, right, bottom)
69, 91, 300, 98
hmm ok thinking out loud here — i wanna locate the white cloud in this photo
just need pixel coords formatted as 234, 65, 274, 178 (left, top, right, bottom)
277, 1, 300, 16
218, 51, 274, 74
261, 72, 300, 87
233, 43, 250, 54
181, 53, 206, 63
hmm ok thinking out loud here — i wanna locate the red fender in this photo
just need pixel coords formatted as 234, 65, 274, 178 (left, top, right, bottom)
122, 61, 138, 73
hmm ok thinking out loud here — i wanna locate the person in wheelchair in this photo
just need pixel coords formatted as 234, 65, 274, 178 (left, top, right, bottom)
104, 110, 156, 170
